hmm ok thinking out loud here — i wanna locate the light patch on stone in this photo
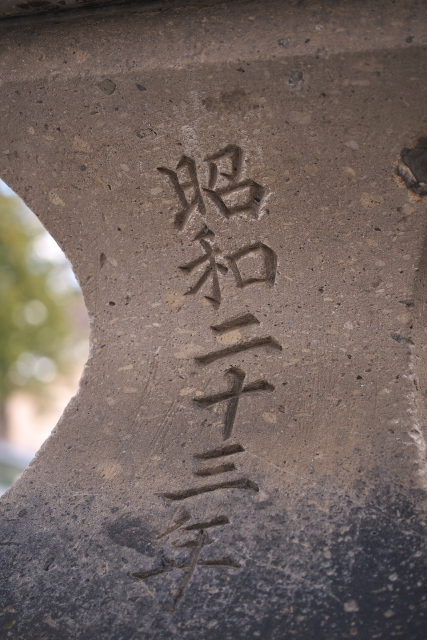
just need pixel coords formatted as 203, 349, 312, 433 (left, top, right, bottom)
44, 617, 58, 628
165, 291, 186, 310
352, 61, 383, 73
28, 126, 35, 135
73, 135, 92, 153
123, 387, 138, 393
283, 358, 300, 367
262, 412, 277, 424
402, 204, 415, 215
304, 164, 318, 176
366, 238, 378, 247
174, 343, 202, 359
409, 424, 427, 490
118, 365, 133, 371
289, 111, 311, 124
264, 176, 277, 185
344, 600, 359, 612
49, 191, 65, 207
75, 50, 91, 64
345, 140, 359, 150
360, 192, 384, 209
343, 166, 356, 176
344, 321, 354, 330
98, 462, 122, 480
216, 330, 242, 345
408, 190, 422, 204
180, 387, 196, 396
343, 79, 371, 86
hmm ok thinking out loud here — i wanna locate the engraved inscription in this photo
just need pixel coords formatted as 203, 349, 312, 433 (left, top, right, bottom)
130, 513, 241, 612
158, 156, 206, 230
161, 478, 259, 501
158, 145, 265, 230
193, 463, 236, 476
195, 336, 282, 365
211, 313, 260, 333
193, 443, 245, 459
204, 145, 264, 219
180, 235, 277, 306
227, 242, 277, 288
179, 235, 228, 307
194, 367, 275, 440
129, 144, 281, 611
205, 144, 243, 189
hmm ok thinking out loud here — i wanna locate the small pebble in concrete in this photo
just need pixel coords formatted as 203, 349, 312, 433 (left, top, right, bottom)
97, 78, 116, 95
288, 70, 304, 88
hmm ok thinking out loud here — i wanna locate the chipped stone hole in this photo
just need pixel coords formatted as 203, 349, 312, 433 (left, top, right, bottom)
396, 137, 427, 196
0, 178, 89, 496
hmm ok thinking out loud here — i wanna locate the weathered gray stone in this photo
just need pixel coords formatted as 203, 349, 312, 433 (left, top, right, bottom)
0, 1, 427, 638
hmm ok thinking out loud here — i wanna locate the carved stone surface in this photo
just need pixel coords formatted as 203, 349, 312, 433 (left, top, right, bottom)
0, 1, 427, 638
0, 0, 178, 20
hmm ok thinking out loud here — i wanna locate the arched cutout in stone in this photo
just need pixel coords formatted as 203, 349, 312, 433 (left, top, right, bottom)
0, 178, 89, 495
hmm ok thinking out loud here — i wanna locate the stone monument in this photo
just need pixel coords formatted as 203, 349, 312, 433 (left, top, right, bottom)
0, 1, 426, 637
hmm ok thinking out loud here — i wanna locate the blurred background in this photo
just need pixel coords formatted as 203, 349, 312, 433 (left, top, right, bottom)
0, 180, 89, 495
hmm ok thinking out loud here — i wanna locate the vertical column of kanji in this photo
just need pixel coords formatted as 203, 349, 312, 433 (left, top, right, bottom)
130, 146, 279, 611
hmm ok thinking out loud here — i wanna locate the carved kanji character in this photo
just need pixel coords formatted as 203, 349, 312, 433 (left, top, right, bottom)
158, 156, 206, 230
203, 145, 265, 219
179, 232, 228, 306
130, 519, 240, 611
194, 367, 275, 440
195, 336, 282, 365
227, 242, 277, 288
180, 238, 277, 305
205, 144, 243, 189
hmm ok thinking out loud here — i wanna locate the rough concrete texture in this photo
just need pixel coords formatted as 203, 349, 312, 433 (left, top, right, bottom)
0, 1, 427, 638
0, 0, 209, 21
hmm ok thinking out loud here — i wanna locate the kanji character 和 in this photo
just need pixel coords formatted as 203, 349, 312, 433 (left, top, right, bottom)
179, 233, 228, 306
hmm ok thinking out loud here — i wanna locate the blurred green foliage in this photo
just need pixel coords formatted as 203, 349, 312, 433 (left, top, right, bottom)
0, 194, 85, 435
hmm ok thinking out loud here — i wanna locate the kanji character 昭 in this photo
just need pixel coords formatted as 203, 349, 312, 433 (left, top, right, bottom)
158, 156, 206, 230
203, 145, 265, 220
